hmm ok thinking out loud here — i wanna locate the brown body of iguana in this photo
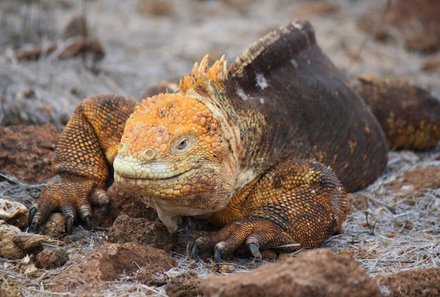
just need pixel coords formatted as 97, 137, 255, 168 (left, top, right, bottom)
30, 21, 440, 260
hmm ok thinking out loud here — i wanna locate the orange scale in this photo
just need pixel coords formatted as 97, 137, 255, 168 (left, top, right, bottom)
159, 143, 167, 152
180, 118, 191, 126
155, 136, 164, 144
199, 117, 207, 126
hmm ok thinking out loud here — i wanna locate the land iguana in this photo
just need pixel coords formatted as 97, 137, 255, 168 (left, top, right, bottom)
29, 21, 440, 260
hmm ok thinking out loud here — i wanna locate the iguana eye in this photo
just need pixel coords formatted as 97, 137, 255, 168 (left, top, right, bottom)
177, 139, 189, 150
171, 134, 195, 154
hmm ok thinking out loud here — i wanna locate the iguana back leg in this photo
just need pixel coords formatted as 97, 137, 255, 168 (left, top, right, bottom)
29, 94, 136, 233
191, 159, 348, 261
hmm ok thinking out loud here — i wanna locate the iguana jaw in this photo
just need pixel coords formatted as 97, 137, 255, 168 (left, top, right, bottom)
114, 165, 194, 184
113, 154, 202, 197
113, 155, 194, 182
113, 154, 235, 233
113, 155, 229, 197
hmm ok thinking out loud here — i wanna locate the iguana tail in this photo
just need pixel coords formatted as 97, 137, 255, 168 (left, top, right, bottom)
353, 75, 440, 151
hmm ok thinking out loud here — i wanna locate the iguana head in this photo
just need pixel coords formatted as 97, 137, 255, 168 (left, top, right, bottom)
114, 60, 242, 221
114, 91, 225, 192
113, 56, 242, 231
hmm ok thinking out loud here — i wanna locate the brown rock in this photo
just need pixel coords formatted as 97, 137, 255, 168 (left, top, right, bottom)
0, 199, 28, 229
0, 224, 25, 259
166, 271, 201, 297
57, 37, 105, 61
142, 78, 180, 98
0, 125, 59, 183
222, 0, 255, 13
15, 13, 104, 62
35, 248, 69, 269
107, 214, 174, 252
137, 0, 174, 16
166, 249, 381, 297
376, 268, 440, 297
61, 14, 88, 40
386, 0, 440, 54
15, 44, 58, 61
39, 212, 66, 238
421, 56, 440, 72
390, 167, 440, 194
135, 263, 173, 286
107, 184, 158, 220
92, 184, 157, 228
358, 0, 440, 51
405, 34, 440, 54
50, 242, 175, 294
356, 13, 393, 43
298, 1, 340, 18
12, 233, 49, 254
0, 225, 55, 260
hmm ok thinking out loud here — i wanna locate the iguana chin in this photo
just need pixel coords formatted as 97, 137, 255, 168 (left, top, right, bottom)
29, 21, 440, 260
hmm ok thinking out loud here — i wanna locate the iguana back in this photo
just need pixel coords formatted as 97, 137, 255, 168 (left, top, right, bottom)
226, 21, 387, 192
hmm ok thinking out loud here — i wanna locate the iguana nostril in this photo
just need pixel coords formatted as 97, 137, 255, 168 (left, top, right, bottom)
142, 148, 156, 161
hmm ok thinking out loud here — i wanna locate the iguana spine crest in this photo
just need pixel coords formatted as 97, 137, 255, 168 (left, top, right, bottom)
179, 54, 228, 94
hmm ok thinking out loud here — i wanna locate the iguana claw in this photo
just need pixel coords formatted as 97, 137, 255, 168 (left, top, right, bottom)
214, 247, 222, 263
28, 207, 37, 227
83, 216, 93, 230
187, 218, 295, 261
66, 216, 73, 234
247, 242, 262, 260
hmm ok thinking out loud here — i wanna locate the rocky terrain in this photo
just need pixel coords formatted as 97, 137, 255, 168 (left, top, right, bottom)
1, 0, 439, 296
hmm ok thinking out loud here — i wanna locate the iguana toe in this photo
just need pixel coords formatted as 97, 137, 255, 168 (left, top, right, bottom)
189, 219, 296, 261
30, 175, 103, 234
246, 242, 262, 260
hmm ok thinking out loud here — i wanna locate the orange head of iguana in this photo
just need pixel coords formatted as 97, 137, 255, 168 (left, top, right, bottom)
114, 92, 224, 190
113, 56, 242, 228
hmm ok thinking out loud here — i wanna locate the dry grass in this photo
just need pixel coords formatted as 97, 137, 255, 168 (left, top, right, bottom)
325, 151, 440, 275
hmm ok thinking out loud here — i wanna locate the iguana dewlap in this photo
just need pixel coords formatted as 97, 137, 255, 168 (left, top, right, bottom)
30, 21, 440, 260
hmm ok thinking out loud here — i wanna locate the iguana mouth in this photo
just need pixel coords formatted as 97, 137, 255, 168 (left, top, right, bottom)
117, 168, 192, 182
113, 154, 194, 182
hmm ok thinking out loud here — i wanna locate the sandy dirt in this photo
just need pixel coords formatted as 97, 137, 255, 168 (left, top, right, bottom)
0, 0, 439, 296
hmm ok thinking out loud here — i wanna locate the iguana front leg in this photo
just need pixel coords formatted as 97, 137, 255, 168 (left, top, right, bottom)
191, 159, 348, 261
29, 94, 136, 233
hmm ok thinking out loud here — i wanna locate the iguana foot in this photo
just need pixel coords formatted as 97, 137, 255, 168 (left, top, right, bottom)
29, 175, 108, 234
189, 218, 297, 262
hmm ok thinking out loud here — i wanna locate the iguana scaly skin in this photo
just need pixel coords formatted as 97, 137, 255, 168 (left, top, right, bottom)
30, 21, 440, 259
